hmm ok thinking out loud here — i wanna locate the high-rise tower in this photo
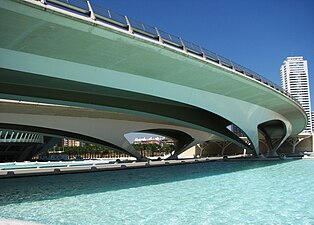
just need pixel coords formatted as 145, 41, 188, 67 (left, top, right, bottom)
280, 56, 312, 133
312, 111, 314, 132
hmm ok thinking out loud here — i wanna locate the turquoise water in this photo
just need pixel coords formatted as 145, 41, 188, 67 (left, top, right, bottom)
0, 160, 313, 224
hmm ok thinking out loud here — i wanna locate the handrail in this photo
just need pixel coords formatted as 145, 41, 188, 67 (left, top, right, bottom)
0, 131, 44, 143
39, 0, 302, 108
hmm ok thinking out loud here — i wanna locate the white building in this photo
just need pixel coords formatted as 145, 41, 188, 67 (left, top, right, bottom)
312, 111, 314, 133
133, 136, 174, 145
280, 56, 312, 133
63, 138, 81, 147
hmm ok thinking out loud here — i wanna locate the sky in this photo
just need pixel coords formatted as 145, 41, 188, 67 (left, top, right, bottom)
90, 0, 314, 106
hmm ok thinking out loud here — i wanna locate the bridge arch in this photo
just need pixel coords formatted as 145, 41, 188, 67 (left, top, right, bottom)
0, 101, 239, 161
258, 119, 289, 156
136, 129, 194, 159
0, 123, 142, 159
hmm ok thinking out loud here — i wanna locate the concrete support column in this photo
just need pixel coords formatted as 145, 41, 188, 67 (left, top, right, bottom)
259, 139, 270, 156
212, 140, 232, 156
287, 135, 311, 153
247, 128, 260, 157
119, 137, 145, 161
272, 133, 290, 156
198, 144, 205, 157
287, 137, 304, 153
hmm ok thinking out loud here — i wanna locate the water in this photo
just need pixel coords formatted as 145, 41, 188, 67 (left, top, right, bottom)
0, 160, 313, 224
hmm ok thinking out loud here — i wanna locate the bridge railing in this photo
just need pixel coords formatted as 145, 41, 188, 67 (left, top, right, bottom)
202, 48, 220, 63
159, 30, 184, 48
0, 131, 44, 143
39, 0, 302, 108
47, 0, 89, 15
182, 39, 203, 56
128, 18, 159, 39
92, 4, 128, 28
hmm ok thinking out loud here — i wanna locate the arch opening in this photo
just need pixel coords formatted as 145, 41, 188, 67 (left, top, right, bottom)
258, 120, 287, 157
0, 123, 138, 161
124, 129, 194, 159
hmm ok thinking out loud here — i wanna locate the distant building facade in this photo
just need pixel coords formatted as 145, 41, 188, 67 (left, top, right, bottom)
280, 56, 312, 133
57, 138, 81, 147
133, 136, 174, 146
312, 111, 314, 133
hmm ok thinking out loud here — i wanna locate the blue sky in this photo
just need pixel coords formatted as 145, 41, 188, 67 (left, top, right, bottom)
90, 0, 314, 105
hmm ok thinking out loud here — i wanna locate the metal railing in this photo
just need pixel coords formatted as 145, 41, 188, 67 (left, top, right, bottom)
37, 0, 301, 107
0, 131, 44, 143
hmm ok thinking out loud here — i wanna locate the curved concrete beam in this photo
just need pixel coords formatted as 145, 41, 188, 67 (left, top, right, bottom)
0, 67, 254, 154
0, 102, 223, 160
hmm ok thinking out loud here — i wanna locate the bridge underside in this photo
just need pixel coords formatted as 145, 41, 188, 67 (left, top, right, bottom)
0, 0, 307, 160
0, 101, 256, 161
0, 48, 297, 159
0, 101, 235, 160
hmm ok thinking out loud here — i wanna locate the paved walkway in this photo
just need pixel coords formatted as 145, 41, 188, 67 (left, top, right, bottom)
0, 155, 295, 179
0, 218, 44, 225
0, 157, 227, 178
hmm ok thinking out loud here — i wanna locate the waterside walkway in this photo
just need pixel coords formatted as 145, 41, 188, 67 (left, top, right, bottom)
0, 155, 305, 179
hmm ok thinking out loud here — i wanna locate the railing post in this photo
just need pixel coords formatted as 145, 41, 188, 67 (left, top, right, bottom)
180, 38, 187, 52
25, 133, 31, 142
216, 54, 222, 65
22, 133, 27, 142
14, 132, 19, 142
9, 132, 14, 142
155, 27, 163, 43
19, 133, 23, 142
229, 60, 235, 70
86, 0, 96, 20
30, 134, 35, 142
125, 16, 133, 33
200, 47, 207, 60
243, 68, 248, 76
4, 131, 9, 142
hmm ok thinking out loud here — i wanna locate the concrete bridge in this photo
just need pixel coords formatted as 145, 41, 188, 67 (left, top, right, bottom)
0, 0, 307, 160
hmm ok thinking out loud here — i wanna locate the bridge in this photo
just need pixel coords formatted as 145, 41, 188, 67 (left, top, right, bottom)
0, 0, 307, 160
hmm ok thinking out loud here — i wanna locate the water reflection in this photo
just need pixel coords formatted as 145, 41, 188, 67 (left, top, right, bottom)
0, 160, 291, 206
